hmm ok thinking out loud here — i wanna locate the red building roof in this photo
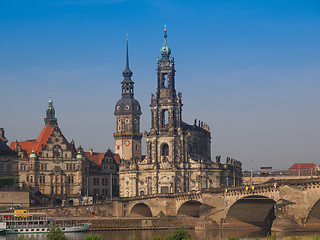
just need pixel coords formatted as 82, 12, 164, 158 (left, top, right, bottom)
84, 151, 120, 165
288, 163, 317, 171
10, 124, 54, 156
113, 153, 120, 165
84, 152, 105, 166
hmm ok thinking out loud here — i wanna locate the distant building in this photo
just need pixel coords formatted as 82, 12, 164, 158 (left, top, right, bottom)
242, 163, 320, 185
10, 98, 119, 205
116, 29, 242, 197
288, 163, 318, 172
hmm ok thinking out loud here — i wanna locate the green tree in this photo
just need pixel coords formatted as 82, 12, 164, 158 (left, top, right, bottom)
0, 176, 14, 187
46, 224, 67, 240
17, 235, 35, 240
164, 226, 193, 240
84, 233, 104, 240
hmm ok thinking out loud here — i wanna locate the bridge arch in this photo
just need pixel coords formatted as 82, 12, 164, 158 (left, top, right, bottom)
226, 195, 276, 227
306, 198, 320, 222
130, 203, 152, 217
177, 200, 203, 217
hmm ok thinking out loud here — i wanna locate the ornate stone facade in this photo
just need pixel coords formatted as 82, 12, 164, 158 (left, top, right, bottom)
10, 98, 119, 205
117, 29, 242, 197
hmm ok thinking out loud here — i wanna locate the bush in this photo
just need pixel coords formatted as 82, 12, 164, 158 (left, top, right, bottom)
130, 233, 138, 240
17, 235, 35, 240
164, 226, 193, 240
0, 176, 14, 187
46, 224, 67, 240
84, 233, 104, 240
150, 236, 163, 240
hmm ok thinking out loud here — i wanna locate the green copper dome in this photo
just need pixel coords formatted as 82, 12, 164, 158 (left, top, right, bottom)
160, 28, 171, 56
30, 150, 37, 158
76, 151, 83, 159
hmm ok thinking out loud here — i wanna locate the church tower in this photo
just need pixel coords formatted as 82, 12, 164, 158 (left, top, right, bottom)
114, 35, 142, 162
142, 27, 187, 194
44, 97, 57, 127
119, 27, 241, 198
150, 26, 182, 134
145, 27, 183, 166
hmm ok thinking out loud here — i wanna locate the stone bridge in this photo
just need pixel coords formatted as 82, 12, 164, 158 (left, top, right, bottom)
117, 177, 320, 227
33, 178, 320, 229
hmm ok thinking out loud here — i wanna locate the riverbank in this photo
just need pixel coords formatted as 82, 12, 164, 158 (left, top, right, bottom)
53, 216, 320, 233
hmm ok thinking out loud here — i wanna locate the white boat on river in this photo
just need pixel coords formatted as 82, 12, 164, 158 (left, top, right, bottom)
0, 212, 91, 234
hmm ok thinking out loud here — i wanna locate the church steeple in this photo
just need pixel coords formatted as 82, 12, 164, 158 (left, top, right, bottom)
160, 25, 171, 59
156, 26, 176, 99
150, 27, 181, 133
44, 97, 57, 127
121, 34, 134, 99
114, 34, 142, 163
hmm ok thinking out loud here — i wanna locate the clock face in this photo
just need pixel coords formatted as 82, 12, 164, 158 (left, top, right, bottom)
124, 140, 130, 146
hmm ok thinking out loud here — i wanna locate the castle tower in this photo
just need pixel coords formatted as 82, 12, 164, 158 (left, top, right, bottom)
114, 35, 142, 162
44, 97, 57, 127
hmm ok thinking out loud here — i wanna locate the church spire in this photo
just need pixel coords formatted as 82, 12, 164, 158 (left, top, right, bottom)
121, 34, 134, 98
122, 33, 133, 80
160, 25, 171, 59
44, 97, 57, 127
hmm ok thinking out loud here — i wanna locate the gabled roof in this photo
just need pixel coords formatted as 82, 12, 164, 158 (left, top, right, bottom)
288, 163, 317, 171
85, 152, 105, 166
85, 152, 121, 166
10, 124, 55, 156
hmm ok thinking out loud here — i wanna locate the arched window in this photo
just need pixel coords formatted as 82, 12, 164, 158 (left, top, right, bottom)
164, 74, 168, 88
162, 110, 168, 127
162, 144, 169, 156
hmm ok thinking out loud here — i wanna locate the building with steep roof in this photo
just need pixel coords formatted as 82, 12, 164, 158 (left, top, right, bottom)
117, 29, 242, 197
10, 98, 119, 205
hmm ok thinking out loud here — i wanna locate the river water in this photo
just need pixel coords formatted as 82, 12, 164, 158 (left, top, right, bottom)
2, 228, 320, 240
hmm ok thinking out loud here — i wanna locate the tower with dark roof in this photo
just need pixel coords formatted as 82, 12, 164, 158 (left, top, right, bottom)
44, 97, 57, 127
114, 35, 142, 163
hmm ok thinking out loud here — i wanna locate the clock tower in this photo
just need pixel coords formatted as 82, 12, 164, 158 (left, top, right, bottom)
114, 35, 142, 162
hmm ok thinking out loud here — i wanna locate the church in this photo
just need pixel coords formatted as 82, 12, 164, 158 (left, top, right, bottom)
115, 28, 242, 197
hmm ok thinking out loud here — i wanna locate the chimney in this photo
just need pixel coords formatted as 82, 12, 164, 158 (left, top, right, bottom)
89, 148, 93, 156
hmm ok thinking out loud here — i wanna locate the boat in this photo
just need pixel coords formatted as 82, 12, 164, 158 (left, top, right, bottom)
0, 211, 91, 234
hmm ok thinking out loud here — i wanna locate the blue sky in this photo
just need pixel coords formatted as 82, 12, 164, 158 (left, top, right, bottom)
1, 0, 319, 170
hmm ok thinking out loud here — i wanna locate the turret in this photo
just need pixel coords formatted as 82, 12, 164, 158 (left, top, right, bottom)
44, 97, 57, 127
